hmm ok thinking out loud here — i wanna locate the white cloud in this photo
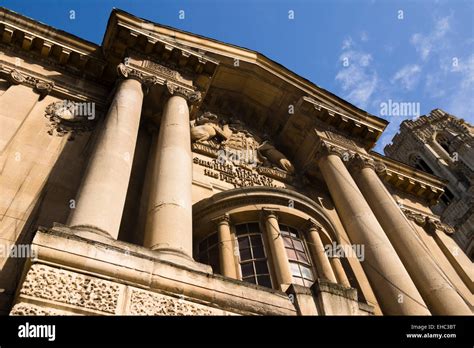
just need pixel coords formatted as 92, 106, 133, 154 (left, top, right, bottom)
410, 16, 451, 60
391, 64, 421, 90
447, 54, 474, 118
335, 37, 378, 109
342, 37, 354, 50
360, 31, 369, 42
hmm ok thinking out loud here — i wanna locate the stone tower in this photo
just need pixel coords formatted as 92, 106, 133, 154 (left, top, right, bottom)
385, 109, 474, 259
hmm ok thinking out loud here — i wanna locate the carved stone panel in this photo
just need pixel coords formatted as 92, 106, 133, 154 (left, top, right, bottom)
190, 111, 296, 187
128, 289, 224, 316
18, 264, 120, 314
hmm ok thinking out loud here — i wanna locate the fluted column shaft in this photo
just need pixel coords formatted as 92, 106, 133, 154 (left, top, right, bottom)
144, 94, 193, 256
263, 211, 293, 289
318, 148, 429, 315
216, 215, 237, 279
307, 225, 337, 283
351, 157, 471, 315
68, 77, 144, 238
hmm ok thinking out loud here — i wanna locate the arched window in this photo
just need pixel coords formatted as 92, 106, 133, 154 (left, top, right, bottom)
279, 224, 315, 287
436, 133, 452, 155
235, 222, 272, 288
198, 232, 220, 274
440, 187, 455, 206
409, 154, 434, 175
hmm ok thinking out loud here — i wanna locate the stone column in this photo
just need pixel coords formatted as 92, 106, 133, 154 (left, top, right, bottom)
262, 210, 293, 290
306, 223, 337, 283
68, 64, 145, 239
215, 214, 238, 279
329, 255, 351, 288
143, 84, 201, 258
317, 143, 429, 315
351, 155, 472, 315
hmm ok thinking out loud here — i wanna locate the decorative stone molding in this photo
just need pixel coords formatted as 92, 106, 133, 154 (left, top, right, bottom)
401, 207, 455, 235
19, 264, 120, 314
166, 81, 202, 103
315, 141, 354, 163
0, 66, 55, 98
9, 68, 26, 84
117, 63, 160, 86
212, 213, 231, 226
45, 100, 96, 140
299, 96, 384, 149
128, 289, 215, 315
306, 219, 325, 233
349, 153, 376, 172
261, 208, 280, 221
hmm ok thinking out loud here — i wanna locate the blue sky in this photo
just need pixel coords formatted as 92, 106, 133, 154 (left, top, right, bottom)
2, 0, 473, 153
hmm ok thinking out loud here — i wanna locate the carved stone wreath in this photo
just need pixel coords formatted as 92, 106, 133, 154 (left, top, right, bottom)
45, 100, 95, 140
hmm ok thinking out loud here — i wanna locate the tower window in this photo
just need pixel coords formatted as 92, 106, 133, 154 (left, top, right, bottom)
440, 187, 455, 206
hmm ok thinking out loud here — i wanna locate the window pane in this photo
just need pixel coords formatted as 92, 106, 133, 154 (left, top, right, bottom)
293, 239, 304, 251
247, 223, 260, 233
280, 230, 290, 236
209, 247, 219, 264
254, 260, 269, 274
238, 237, 250, 248
297, 251, 309, 263
283, 237, 293, 248
241, 262, 254, 277
239, 248, 252, 261
286, 248, 297, 261
290, 262, 301, 277
236, 224, 248, 235
243, 276, 256, 284
199, 253, 208, 264
198, 239, 207, 252
208, 233, 218, 246
257, 275, 272, 288
250, 235, 263, 247
301, 265, 314, 280
252, 245, 265, 259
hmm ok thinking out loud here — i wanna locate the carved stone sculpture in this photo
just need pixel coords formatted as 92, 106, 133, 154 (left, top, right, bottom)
190, 112, 232, 143
258, 140, 295, 174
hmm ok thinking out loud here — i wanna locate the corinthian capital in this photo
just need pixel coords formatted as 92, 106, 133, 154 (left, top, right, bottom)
315, 141, 353, 163
117, 63, 159, 86
166, 81, 202, 103
349, 153, 376, 172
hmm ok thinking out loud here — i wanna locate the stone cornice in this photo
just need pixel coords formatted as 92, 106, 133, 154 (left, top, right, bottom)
371, 151, 446, 205
103, 10, 219, 77
104, 9, 387, 145
0, 7, 106, 79
0, 61, 107, 108
0, 63, 54, 98
401, 206, 455, 235
300, 96, 384, 149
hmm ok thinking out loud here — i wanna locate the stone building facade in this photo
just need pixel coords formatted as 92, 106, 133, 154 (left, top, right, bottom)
385, 109, 474, 260
0, 8, 472, 316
